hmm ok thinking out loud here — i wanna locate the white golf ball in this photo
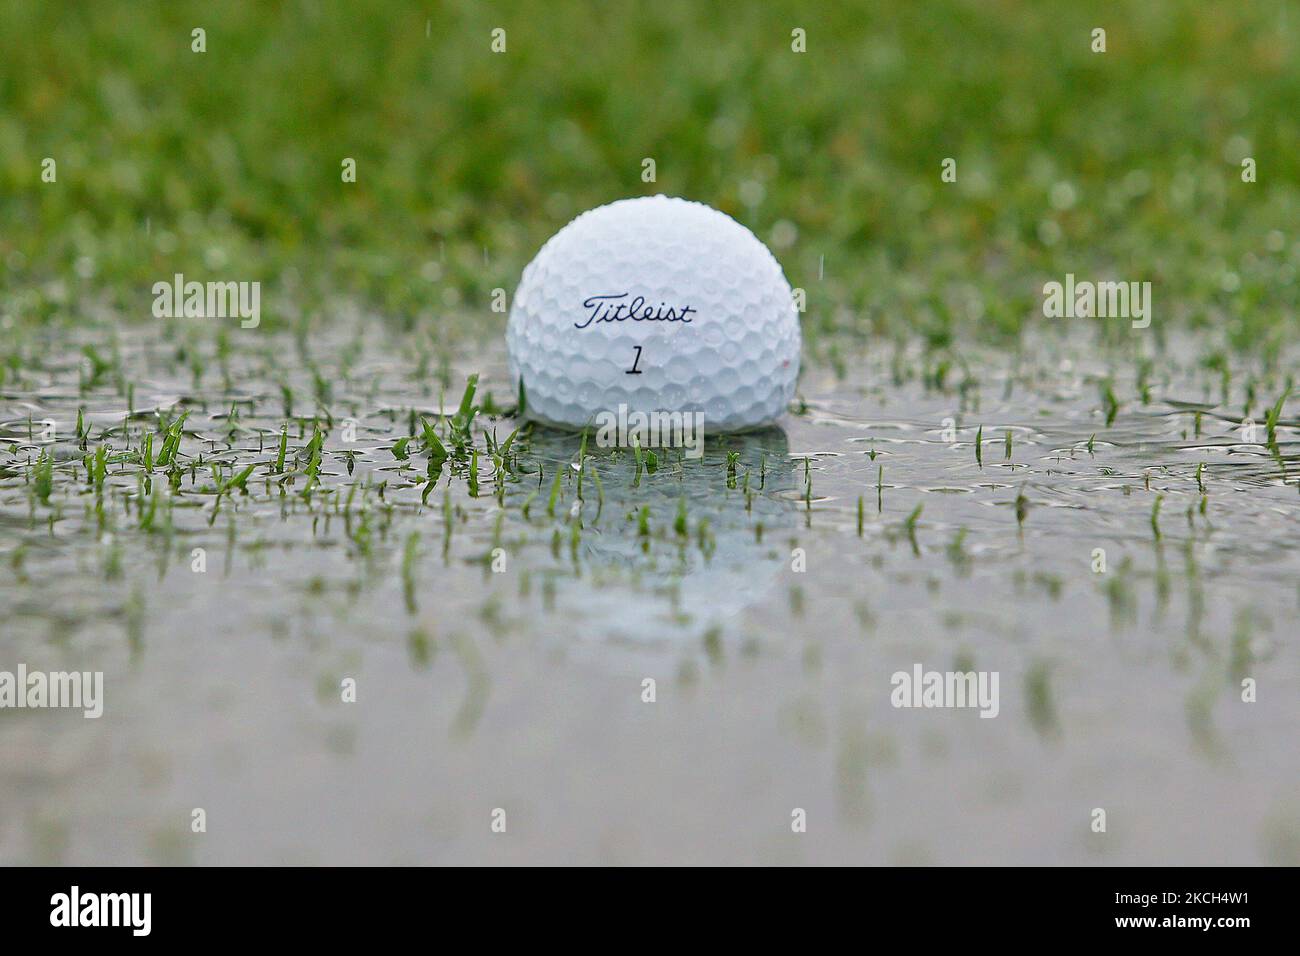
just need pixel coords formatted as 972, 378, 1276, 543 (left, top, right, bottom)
507, 195, 801, 431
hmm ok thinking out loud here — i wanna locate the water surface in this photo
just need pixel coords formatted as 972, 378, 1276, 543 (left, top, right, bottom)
1, 320, 1297, 864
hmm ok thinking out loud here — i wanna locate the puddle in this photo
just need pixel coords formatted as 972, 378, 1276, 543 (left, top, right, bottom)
1, 320, 1297, 864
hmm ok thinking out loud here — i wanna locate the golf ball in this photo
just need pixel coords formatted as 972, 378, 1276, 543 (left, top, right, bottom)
507, 195, 801, 431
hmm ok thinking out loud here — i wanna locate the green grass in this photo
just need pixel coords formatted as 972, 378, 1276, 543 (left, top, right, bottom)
1, 0, 1297, 361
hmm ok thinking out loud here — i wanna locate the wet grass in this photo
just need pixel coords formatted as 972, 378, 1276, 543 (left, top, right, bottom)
1, 2, 1297, 358
1, 0, 1298, 865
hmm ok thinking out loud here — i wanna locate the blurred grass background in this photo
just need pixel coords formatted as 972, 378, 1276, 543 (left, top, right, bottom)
1, 0, 1296, 357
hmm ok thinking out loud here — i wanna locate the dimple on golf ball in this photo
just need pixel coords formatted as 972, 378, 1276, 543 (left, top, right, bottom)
506, 195, 801, 431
